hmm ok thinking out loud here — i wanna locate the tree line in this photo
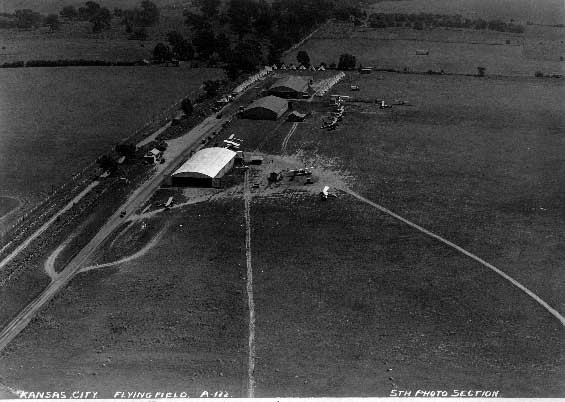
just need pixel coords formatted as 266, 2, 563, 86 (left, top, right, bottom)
150, 0, 366, 79
368, 12, 525, 33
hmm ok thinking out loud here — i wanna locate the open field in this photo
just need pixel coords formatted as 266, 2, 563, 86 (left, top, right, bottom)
0, 0, 191, 14
0, 201, 247, 397
289, 72, 565, 310
0, 9, 191, 64
366, 0, 565, 26
0, 66, 563, 397
284, 22, 563, 76
250, 195, 564, 397
0, 65, 223, 206
0, 197, 19, 220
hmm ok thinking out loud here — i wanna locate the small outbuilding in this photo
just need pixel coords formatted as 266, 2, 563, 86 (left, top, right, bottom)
287, 111, 307, 122
240, 96, 288, 121
144, 148, 163, 164
171, 147, 237, 187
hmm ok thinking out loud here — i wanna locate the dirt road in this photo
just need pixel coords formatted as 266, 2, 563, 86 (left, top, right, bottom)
243, 171, 256, 398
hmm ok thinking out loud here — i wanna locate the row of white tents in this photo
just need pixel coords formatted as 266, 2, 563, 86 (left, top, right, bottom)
232, 66, 274, 95
271, 64, 326, 71
313, 72, 346, 97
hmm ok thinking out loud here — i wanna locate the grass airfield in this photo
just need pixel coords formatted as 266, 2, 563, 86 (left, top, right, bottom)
0, 63, 564, 398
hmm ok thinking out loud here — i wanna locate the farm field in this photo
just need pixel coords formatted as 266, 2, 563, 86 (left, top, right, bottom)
0, 10, 190, 64
366, 0, 565, 26
0, 65, 223, 208
0, 0, 188, 14
284, 23, 563, 76
0, 201, 247, 398
0, 31, 161, 64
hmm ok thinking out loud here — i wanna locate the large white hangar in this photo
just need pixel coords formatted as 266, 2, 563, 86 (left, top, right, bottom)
241, 95, 288, 121
171, 147, 237, 187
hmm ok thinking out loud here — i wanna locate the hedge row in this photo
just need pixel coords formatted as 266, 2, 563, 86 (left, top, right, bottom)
1, 59, 147, 68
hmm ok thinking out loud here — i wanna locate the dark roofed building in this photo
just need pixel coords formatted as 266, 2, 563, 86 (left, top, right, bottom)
268, 76, 313, 99
241, 96, 288, 120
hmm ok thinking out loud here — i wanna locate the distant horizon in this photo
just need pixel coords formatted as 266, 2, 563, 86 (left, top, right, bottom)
2, 0, 564, 26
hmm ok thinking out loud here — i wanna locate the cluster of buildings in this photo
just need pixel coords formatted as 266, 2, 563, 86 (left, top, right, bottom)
240, 75, 313, 121
166, 76, 314, 189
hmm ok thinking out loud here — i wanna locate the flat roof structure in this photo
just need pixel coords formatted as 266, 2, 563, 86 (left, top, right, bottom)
172, 147, 237, 180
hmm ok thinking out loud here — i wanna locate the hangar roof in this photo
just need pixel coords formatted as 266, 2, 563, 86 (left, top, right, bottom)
269, 76, 311, 93
244, 96, 288, 116
172, 147, 237, 179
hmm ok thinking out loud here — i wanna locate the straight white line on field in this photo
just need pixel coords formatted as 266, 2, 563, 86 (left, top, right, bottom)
343, 188, 565, 327
243, 171, 256, 397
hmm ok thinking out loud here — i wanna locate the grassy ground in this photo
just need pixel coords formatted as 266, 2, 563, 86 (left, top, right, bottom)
291, 72, 565, 311
0, 200, 248, 397
284, 23, 563, 76
0, 65, 223, 204
250, 195, 564, 397
0, 197, 18, 219
365, 0, 565, 26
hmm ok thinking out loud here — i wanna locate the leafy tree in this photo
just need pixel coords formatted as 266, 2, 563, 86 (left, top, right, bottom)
413, 21, 423, 30
60, 5, 78, 20
153, 42, 172, 63
224, 39, 263, 79
297, 50, 310, 67
192, 27, 216, 59
194, 0, 221, 18
115, 143, 137, 158
267, 44, 282, 65
131, 27, 148, 40
90, 7, 111, 32
167, 31, 194, 60
97, 154, 118, 173
337, 53, 356, 70
78, 1, 101, 21
181, 97, 193, 115
15, 9, 42, 29
44, 14, 60, 31
183, 11, 207, 31
138, 0, 159, 26
203, 80, 222, 97
214, 33, 232, 62
228, 0, 257, 38
253, 0, 273, 35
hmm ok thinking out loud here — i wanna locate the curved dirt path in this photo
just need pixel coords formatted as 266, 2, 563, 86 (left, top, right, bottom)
343, 188, 565, 327
44, 242, 68, 281
244, 171, 256, 397
80, 226, 167, 273
0, 182, 99, 272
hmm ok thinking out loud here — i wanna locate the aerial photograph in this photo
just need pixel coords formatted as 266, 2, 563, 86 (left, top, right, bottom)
0, 0, 563, 398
